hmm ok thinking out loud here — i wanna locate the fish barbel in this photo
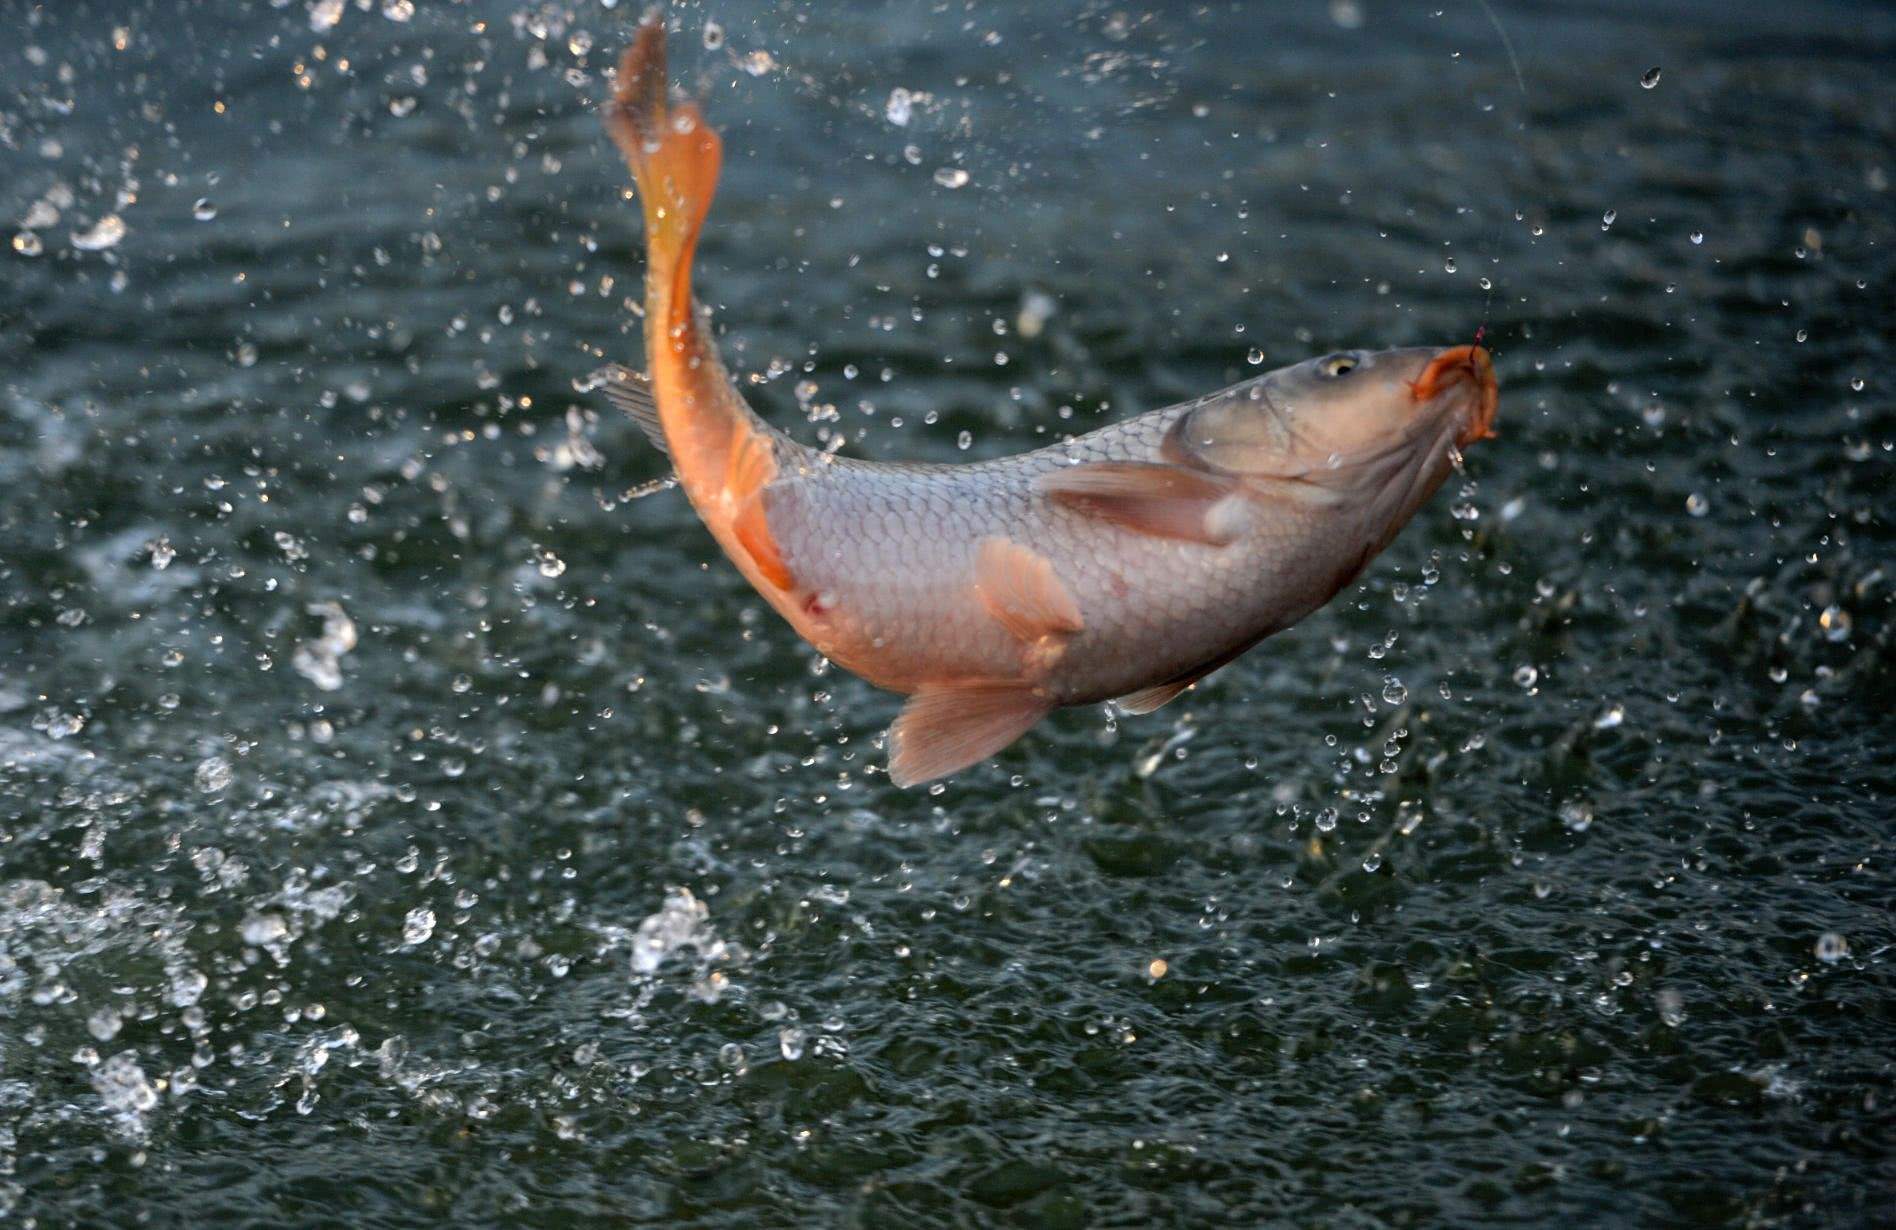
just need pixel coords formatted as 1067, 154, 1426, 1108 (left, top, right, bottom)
601, 17, 1499, 787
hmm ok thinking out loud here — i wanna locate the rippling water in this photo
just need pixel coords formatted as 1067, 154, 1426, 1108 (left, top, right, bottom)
3, 1, 1891, 1224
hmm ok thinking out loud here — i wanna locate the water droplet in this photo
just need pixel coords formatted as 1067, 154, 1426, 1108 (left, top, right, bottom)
88, 1007, 122, 1042
1593, 704, 1625, 730
956, 430, 973, 450
1794, 328, 1807, 343
193, 198, 217, 222
1685, 492, 1709, 517
1381, 677, 1407, 705
1849, 376, 1865, 392
381, 0, 414, 21
11, 231, 43, 256
91, 1051, 158, 1120
194, 756, 233, 793
1818, 605, 1851, 642
1559, 800, 1594, 832
1361, 851, 1383, 873
885, 87, 913, 127
1814, 933, 1848, 964
241, 913, 288, 946
309, 0, 345, 33
1246, 347, 1264, 365
1315, 807, 1338, 833
933, 167, 970, 189
1655, 987, 1685, 1027
1443, 255, 1457, 273
1640, 66, 1661, 89
1478, 276, 1492, 290
1601, 209, 1617, 229
45, 711, 85, 739
1017, 290, 1055, 338
1689, 230, 1704, 245
701, 20, 725, 50
169, 969, 208, 1008
1513, 664, 1538, 688
292, 602, 356, 691
537, 549, 566, 578
401, 907, 436, 947
779, 1026, 807, 1060
71, 214, 127, 251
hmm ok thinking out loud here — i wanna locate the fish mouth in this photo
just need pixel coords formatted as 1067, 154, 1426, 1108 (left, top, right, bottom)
1410, 344, 1499, 446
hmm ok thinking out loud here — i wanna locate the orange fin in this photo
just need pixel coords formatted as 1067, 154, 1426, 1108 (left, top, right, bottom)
733, 494, 793, 590
1117, 638, 1260, 716
725, 430, 793, 589
974, 537, 1084, 647
605, 18, 721, 328
1035, 462, 1246, 545
888, 682, 1051, 788
724, 424, 776, 502
1115, 679, 1195, 715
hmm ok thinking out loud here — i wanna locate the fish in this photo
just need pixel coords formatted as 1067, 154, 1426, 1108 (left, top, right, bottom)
600, 16, 1499, 788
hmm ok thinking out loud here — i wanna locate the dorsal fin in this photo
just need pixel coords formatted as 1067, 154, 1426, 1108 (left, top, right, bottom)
887, 682, 1051, 788
1035, 462, 1247, 545
597, 364, 668, 454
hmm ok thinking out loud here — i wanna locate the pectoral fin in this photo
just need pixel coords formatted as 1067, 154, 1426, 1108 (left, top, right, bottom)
974, 538, 1084, 644
887, 682, 1051, 788
724, 429, 795, 591
1035, 462, 1246, 545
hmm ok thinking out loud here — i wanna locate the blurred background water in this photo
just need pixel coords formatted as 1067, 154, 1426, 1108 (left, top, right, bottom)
2, 0, 1892, 1224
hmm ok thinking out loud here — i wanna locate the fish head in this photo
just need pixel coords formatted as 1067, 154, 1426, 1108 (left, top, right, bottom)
1170, 343, 1498, 481
1165, 342, 1499, 551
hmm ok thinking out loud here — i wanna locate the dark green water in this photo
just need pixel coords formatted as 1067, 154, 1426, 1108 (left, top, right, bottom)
3, 1, 1892, 1225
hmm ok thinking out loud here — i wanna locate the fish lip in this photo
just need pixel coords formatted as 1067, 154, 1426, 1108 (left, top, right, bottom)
1410, 344, 1499, 446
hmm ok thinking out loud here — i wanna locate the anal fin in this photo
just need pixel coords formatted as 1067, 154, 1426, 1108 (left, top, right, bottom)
888, 682, 1051, 788
1035, 461, 1247, 545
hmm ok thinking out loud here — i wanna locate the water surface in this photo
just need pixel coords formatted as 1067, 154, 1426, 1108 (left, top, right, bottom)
3, 1, 1892, 1224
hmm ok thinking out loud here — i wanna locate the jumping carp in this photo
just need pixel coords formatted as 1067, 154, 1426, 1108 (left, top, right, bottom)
600, 17, 1499, 787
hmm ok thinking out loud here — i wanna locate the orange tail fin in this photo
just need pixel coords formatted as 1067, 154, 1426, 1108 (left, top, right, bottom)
605, 15, 720, 332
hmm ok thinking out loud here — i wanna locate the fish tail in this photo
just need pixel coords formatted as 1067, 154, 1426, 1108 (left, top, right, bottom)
606, 16, 794, 596
606, 15, 720, 331
607, 14, 775, 509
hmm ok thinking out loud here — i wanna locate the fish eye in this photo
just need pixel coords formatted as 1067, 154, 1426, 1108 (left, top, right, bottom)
1320, 353, 1360, 378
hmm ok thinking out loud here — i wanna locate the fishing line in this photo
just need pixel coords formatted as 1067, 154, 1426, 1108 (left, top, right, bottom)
1473, 0, 1529, 102
1469, 0, 1530, 353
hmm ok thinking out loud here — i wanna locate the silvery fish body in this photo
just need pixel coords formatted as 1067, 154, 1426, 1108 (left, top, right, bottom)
601, 19, 1499, 786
